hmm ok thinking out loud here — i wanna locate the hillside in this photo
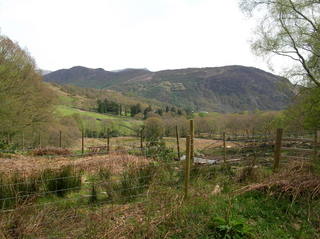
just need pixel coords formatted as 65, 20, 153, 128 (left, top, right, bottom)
45, 65, 295, 113
47, 83, 142, 135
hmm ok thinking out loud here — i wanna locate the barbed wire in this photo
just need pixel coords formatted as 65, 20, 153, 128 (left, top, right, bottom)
0, 174, 185, 212
0, 131, 316, 214
0, 191, 150, 213
0, 163, 185, 188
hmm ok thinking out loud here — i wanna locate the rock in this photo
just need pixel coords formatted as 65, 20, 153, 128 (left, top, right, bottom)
180, 155, 186, 161
211, 185, 221, 195
194, 157, 217, 165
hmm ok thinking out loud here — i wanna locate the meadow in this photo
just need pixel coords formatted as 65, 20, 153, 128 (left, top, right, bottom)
0, 132, 319, 238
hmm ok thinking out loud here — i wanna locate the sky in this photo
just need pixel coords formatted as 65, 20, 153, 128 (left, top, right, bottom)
0, 0, 280, 73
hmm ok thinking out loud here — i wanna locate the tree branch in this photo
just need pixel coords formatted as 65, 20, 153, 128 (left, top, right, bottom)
279, 12, 320, 87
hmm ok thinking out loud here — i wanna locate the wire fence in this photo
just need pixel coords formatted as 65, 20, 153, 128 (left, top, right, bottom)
0, 157, 185, 213
0, 125, 318, 214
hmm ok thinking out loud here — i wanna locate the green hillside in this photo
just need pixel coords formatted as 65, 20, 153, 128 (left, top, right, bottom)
45, 65, 295, 113
49, 83, 142, 136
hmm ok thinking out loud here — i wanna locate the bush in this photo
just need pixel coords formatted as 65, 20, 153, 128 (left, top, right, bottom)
208, 216, 253, 239
0, 139, 18, 152
145, 141, 176, 161
190, 165, 217, 181
0, 173, 40, 209
98, 167, 112, 181
41, 166, 82, 197
119, 164, 157, 201
237, 166, 261, 183
144, 117, 164, 144
88, 184, 98, 204
31, 147, 71, 156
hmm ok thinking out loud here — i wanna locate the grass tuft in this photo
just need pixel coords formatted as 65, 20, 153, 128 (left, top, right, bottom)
41, 166, 82, 197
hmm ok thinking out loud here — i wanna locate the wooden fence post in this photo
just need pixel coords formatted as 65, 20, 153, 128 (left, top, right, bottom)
107, 128, 110, 153
81, 129, 84, 155
189, 120, 194, 164
140, 127, 144, 150
223, 132, 227, 163
59, 130, 62, 148
39, 133, 42, 149
313, 130, 319, 161
184, 136, 191, 200
176, 125, 181, 160
22, 132, 25, 151
273, 128, 283, 172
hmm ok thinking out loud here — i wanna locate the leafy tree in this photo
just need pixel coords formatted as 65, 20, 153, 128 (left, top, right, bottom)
0, 34, 54, 140
170, 106, 176, 113
130, 103, 142, 117
155, 108, 163, 116
177, 109, 183, 115
143, 105, 152, 119
285, 87, 320, 130
240, 0, 320, 86
144, 117, 164, 144
184, 108, 193, 118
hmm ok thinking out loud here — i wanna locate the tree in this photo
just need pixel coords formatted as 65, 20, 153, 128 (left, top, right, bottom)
155, 108, 163, 116
144, 117, 164, 143
170, 107, 176, 113
97, 99, 103, 113
0, 34, 54, 139
130, 103, 142, 117
143, 105, 152, 119
177, 109, 183, 115
285, 87, 320, 129
240, 0, 320, 86
96, 99, 119, 114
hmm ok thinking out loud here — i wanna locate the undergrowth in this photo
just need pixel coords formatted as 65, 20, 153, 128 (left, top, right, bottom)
41, 166, 82, 197
0, 161, 319, 238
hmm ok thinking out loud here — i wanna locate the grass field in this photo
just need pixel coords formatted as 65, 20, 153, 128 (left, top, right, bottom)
56, 105, 120, 120
48, 83, 142, 136
0, 151, 318, 238
56, 105, 142, 135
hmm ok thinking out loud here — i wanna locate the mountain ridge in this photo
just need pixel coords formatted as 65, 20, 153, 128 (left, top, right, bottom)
44, 65, 295, 113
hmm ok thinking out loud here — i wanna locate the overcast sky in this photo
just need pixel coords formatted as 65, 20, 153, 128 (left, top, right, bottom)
0, 0, 280, 72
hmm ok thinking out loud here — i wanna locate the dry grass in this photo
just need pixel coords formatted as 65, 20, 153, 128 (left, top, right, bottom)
71, 136, 140, 151
70, 136, 235, 152
0, 184, 183, 239
31, 147, 71, 156
0, 153, 149, 176
164, 137, 240, 152
236, 161, 320, 199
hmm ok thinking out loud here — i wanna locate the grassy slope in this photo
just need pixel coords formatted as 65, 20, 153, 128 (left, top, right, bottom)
47, 83, 142, 135
0, 161, 318, 238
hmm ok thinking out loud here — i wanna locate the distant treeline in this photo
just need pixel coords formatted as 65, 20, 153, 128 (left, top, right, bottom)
96, 99, 188, 119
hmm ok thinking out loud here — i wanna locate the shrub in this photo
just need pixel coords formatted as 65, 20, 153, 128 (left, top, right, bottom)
98, 167, 112, 181
31, 147, 71, 156
208, 216, 253, 239
145, 141, 176, 161
0, 139, 18, 152
144, 117, 164, 144
88, 184, 98, 204
41, 166, 82, 197
0, 173, 40, 209
190, 165, 217, 181
237, 166, 261, 183
119, 164, 157, 201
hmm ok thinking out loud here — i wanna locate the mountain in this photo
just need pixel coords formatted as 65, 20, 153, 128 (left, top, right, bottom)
44, 65, 295, 113
44, 66, 150, 89
39, 69, 52, 75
